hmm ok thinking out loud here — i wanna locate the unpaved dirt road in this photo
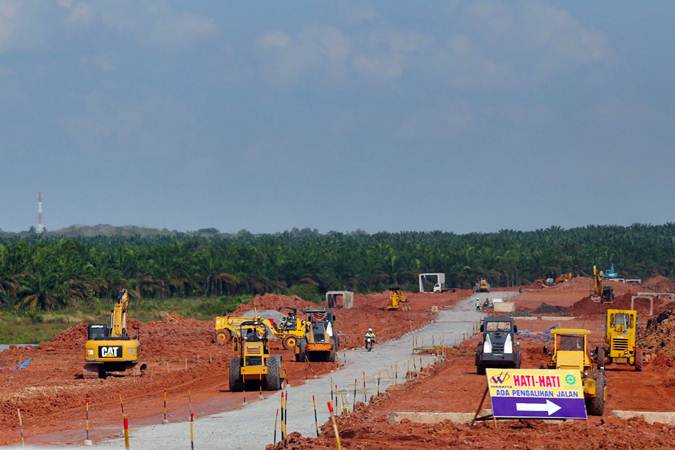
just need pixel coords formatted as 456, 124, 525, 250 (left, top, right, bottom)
52, 291, 510, 450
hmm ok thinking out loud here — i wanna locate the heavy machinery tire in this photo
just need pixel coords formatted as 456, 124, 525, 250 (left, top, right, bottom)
216, 332, 228, 346
229, 358, 244, 392
295, 339, 306, 363
265, 356, 282, 391
596, 347, 606, 369
282, 336, 297, 350
635, 348, 643, 372
476, 364, 486, 375
587, 371, 606, 416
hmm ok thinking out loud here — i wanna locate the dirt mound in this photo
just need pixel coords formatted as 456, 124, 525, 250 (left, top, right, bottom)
644, 275, 675, 293
232, 294, 318, 315
529, 303, 569, 315
571, 292, 675, 318
642, 309, 675, 359
42, 323, 88, 350
271, 413, 675, 450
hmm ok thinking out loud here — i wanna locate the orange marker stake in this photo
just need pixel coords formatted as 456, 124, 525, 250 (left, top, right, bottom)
273, 407, 279, 445
162, 391, 169, 424
326, 401, 342, 450
188, 391, 195, 450
312, 395, 319, 437
119, 395, 129, 450
84, 401, 93, 446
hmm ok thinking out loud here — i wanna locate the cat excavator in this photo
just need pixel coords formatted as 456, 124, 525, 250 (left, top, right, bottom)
83, 289, 146, 379
591, 265, 614, 303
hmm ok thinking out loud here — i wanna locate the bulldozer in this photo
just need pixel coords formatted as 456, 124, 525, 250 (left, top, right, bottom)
596, 309, 642, 371
229, 320, 285, 392
386, 287, 409, 311
295, 309, 338, 362
83, 289, 146, 379
546, 328, 606, 415
591, 265, 614, 303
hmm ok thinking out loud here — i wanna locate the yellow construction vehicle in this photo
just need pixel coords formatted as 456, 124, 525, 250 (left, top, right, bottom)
591, 265, 614, 303
596, 309, 641, 371
215, 308, 306, 349
546, 328, 606, 415
229, 320, 285, 391
83, 289, 146, 379
386, 288, 409, 311
476, 278, 490, 293
214, 314, 273, 345
295, 309, 338, 362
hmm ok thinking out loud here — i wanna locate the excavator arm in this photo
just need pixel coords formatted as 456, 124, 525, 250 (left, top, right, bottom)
110, 289, 129, 338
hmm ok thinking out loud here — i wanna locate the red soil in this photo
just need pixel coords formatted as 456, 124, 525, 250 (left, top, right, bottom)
0, 289, 468, 446
643, 275, 675, 293
514, 277, 641, 311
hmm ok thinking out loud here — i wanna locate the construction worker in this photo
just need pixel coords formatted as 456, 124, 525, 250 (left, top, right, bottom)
364, 328, 376, 344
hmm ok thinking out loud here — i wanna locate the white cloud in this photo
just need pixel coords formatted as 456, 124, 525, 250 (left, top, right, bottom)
254, 1, 607, 86
256, 25, 351, 83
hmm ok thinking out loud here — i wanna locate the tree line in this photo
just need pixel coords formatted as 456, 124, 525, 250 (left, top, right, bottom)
0, 224, 673, 310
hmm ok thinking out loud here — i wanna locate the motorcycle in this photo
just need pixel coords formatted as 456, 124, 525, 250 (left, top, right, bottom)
365, 336, 375, 352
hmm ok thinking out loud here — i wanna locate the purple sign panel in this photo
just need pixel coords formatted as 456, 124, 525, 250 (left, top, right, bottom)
490, 396, 587, 420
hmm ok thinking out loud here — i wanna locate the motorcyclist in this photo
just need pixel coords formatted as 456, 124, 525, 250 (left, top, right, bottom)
365, 328, 376, 345
475, 297, 481, 311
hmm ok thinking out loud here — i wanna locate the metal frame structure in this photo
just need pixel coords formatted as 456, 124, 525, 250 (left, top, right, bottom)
325, 291, 354, 309
630, 292, 675, 316
418, 273, 446, 293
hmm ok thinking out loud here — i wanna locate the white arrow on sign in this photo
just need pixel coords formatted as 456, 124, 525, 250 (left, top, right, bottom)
515, 400, 561, 416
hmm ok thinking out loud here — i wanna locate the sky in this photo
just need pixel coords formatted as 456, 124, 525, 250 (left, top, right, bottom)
1, 0, 674, 233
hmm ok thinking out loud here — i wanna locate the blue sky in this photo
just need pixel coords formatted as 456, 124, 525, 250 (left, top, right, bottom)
1, 0, 673, 233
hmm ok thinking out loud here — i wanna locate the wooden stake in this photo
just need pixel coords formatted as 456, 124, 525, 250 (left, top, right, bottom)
326, 401, 342, 450
17, 408, 25, 447
352, 378, 357, 411
363, 372, 367, 403
273, 407, 279, 445
119, 395, 129, 450
188, 391, 195, 450
84, 401, 92, 445
312, 395, 319, 437
162, 391, 169, 424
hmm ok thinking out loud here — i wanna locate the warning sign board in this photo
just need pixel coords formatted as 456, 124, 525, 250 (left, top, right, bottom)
486, 368, 587, 420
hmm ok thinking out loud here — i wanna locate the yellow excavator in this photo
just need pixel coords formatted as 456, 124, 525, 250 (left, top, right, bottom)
83, 289, 146, 379
386, 288, 409, 311
591, 265, 614, 303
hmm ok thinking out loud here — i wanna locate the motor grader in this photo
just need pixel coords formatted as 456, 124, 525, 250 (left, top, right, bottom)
596, 309, 642, 371
546, 328, 606, 415
229, 320, 285, 392
83, 289, 146, 379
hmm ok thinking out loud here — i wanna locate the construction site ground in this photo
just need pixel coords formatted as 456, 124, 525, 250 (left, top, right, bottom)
0, 289, 469, 447
273, 278, 675, 450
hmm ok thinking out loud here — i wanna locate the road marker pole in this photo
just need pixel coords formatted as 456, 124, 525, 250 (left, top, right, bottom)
284, 391, 289, 445
330, 377, 334, 403
326, 401, 342, 450
394, 363, 398, 385
377, 374, 381, 395
162, 391, 169, 424
84, 401, 93, 446
312, 395, 319, 437
119, 395, 130, 450
273, 407, 279, 445
352, 378, 357, 411
188, 391, 195, 450
363, 371, 367, 403
280, 392, 286, 442
16, 408, 25, 447
259, 374, 263, 400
